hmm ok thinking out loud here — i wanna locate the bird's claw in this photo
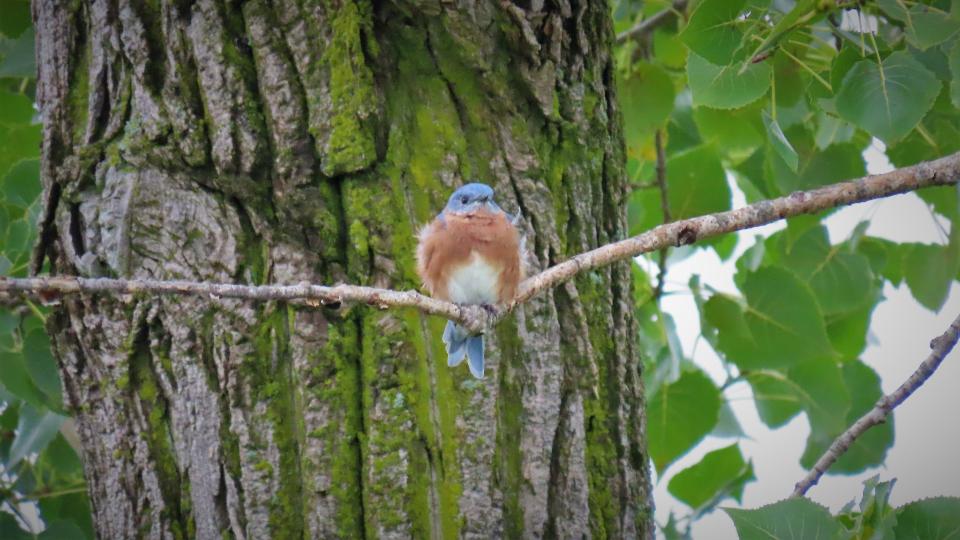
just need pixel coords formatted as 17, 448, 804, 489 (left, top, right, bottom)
481, 303, 500, 316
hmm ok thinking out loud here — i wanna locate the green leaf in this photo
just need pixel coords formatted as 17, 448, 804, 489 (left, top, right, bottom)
647, 369, 721, 473
733, 151, 773, 201
893, 497, 960, 539
0, 90, 34, 126
654, 29, 688, 69
693, 105, 765, 164
0, 28, 36, 78
781, 226, 876, 316
950, 40, 960, 108
811, 141, 868, 187
36, 435, 83, 481
747, 370, 802, 428
666, 90, 703, 154
0, 400, 18, 463
0, 0, 31, 39
0, 348, 49, 410
0, 512, 31, 540
627, 186, 661, 237
661, 513, 690, 540
801, 361, 893, 473
826, 302, 875, 359
835, 51, 941, 143
706, 267, 834, 370
830, 46, 866, 93
690, 274, 722, 351
710, 232, 739, 261
638, 301, 686, 397
748, 356, 850, 434
0, 123, 42, 179
763, 112, 798, 172
712, 400, 746, 438
745, 0, 824, 64
668, 443, 755, 511
782, 143, 866, 194
2, 159, 41, 208
790, 357, 850, 435
4, 217, 36, 270
911, 42, 953, 82
903, 231, 960, 312
837, 476, 897, 539
679, 0, 752, 65
7, 403, 64, 468
859, 236, 908, 286
665, 144, 731, 220
688, 52, 772, 110
725, 497, 846, 540
814, 113, 855, 150
23, 328, 63, 409
919, 184, 960, 221
879, 0, 960, 50
620, 62, 675, 149
627, 145, 731, 234
39, 492, 94, 540
39, 521, 88, 540
886, 98, 960, 167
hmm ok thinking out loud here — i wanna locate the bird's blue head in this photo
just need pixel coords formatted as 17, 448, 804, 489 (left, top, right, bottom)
444, 182, 501, 214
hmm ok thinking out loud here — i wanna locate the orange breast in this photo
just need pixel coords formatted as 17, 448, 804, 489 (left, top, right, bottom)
416, 209, 523, 304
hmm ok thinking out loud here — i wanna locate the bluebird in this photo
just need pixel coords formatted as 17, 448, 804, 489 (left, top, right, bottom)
416, 183, 523, 378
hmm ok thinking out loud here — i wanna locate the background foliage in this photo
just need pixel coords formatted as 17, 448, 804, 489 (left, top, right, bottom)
613, 0, 960, 536
1, 0, 959, 537
0, 0, 94, 537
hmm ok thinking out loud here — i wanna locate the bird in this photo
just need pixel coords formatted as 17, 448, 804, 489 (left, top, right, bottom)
416, 183, 523, 378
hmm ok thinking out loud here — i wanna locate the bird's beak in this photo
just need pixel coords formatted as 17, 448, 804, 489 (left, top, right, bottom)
484, 199, 502, 213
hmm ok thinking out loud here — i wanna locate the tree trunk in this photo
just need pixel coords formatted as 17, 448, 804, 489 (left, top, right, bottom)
33, 0, 651, 538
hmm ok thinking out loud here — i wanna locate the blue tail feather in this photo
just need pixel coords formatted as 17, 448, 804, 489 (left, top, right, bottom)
442, 321, 485, 378
443, 321, 468, 367
466, 335, 484, 378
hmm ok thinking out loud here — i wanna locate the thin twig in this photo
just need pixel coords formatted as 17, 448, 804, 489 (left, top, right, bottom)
616, 0, 688, 44
653, 129, 670, 300
0, 276, 488, 329
2, 151, 960, 334
793, 312, 960, 497
629, 180, 658, 191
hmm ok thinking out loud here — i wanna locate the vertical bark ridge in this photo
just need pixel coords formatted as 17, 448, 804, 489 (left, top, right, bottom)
187, 0, 269, 180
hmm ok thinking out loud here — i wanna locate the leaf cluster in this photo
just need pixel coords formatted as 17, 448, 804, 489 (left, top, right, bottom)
0, 3, 93, 538
614, 0, 960, 534
726, 477, 960, 540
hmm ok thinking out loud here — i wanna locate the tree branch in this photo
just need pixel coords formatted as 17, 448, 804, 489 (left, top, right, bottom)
0, 275, 494, 330
2, 151, 959, 334
616, 0, 688, 44
514, 151, 960, 304
793, 311, 960, 497
653, 129, 670, 300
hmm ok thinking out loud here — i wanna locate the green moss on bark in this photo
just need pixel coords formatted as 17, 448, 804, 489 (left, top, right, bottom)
321, 0, 378, 176
578, 273, 626, 539
302, 317, 365, 538
67, 38, 91, 146
129, 327, 188, 540
246, 307, 305, 539
493, 317, 527, 538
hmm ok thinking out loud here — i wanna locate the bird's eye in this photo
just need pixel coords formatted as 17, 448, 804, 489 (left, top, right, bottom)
460, 196, 469, 204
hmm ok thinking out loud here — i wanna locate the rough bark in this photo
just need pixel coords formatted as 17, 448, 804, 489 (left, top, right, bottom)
33, 0, 651, 538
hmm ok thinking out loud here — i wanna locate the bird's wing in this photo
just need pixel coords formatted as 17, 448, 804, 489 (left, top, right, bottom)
416, 219, 441, 287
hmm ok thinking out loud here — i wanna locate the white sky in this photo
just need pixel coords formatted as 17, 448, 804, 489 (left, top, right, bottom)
648, 143, 960, 538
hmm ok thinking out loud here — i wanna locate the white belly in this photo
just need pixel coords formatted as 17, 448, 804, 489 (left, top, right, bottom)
447, 252, 501, 305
